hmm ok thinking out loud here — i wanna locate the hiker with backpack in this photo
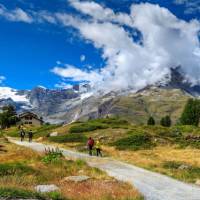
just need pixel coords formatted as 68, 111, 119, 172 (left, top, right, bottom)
20, 128, 25, 142
87, 137, 94, 156
28, 130, 33, 143
96, 139, 102, 157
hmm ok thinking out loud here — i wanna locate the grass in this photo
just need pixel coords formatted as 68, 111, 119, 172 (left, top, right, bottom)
0, 187, 46, 199
49, 133, 87, 143
0, 137, 142, 200
112, 132, 155, 150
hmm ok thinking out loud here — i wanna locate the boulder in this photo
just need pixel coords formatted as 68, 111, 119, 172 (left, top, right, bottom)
35, 184, 59, 193
50, 132, 58, 137
63, 175, 90, 183
178, 164, 190, 170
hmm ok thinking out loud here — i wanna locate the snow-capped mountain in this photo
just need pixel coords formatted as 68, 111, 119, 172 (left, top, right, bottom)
0, 68, 200, 124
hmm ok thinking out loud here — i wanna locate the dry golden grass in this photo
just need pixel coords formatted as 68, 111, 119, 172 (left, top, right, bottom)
59, 180, 141, 200
0, 138, 142, 200
104, 146, 200, 168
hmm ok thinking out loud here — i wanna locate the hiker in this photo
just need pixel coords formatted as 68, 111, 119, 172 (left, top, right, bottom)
28, 130, 33, 143
96, 139, 102, 157
20, 129, 25, 142
87, 137, 94, 156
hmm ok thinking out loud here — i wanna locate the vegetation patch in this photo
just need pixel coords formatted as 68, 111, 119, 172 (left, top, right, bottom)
0, 162, 37, 176
112, 132, 155, 150
49, 133, 87, 143
162, 161, 200, 183
42, 148, 64, 164
69, 122, 108, 133
0, 187, 46, 199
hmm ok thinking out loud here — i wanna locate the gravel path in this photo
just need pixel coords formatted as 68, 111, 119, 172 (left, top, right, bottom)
8, 138, 200, 200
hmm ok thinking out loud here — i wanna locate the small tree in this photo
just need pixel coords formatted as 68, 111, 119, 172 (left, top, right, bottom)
147, 116, 155, 125
160, 115, 171, 127
180, 98, 200, 126
0, 105, 18, 129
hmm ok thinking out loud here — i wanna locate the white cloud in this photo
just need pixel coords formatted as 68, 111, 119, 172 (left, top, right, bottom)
174, 0, 200, 14
0, 76, 6, 84
0, 4, 33, 23
52, 64, 103, 86
68, 0, 133, 27
54, 82, 73, 89
52, 2, 200, 92
1, 1, 200, 93
80, 55, 86, 62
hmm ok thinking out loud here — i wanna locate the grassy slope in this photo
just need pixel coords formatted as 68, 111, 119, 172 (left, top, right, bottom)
0, 137, 142, 200
13, 117, 200, 184
3, 113, 200, 184
108, 88, 189, 124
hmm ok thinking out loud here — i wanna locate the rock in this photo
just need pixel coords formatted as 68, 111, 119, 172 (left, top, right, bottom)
50, 132, 58, 137
196, 180, 200, 186
178, 164, 190, 170
63, 175, 90, 183
35, 184, 59, 193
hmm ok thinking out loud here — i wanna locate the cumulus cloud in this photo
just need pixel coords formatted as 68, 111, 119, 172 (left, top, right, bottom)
51, 1, 200, 92
52, 64, 103, 86
0, 4, 33, 23
1, 1, 200, 92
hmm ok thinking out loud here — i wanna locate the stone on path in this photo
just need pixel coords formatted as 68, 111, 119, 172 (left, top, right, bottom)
35, 184, 59, 193
63, 175, 90, 183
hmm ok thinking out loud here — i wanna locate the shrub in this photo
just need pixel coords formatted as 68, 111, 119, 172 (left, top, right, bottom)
0, 188, 46, 199
69, 123, 108, 133
49, 134, 87, 143
160, 116, 171, 127
147, 116, 155, 126
112, 133, 155, 150
42, 148, 63, 164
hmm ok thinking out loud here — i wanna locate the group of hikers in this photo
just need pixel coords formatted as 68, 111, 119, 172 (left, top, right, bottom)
87, 137, 102, 157
19, 126, 33, 142
18, 125, 102, 157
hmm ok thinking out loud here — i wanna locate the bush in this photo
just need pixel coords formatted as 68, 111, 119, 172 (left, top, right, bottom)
42, 148, 64, 164
49, 134, 87, 143
160, 116, 171, 127
112, 132, 155, 150
0, 188, 46, 199
0, 162, 36, 176
69, 123, 108, 133
147, 116, 155, 126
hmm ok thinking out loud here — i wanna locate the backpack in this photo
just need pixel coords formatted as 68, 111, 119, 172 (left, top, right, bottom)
88, 139, 94, 146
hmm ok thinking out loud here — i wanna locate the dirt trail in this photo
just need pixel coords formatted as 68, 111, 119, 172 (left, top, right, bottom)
8, 138, 200, 200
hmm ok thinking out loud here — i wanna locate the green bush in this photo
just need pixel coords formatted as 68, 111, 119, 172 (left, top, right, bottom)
49, 134, 87, 143
69, 123, 108, 133
147, 116, 155, 126
112, 133, 155, 150
0, 188, 46, 199
42, 148, 63, 164
0, 162, 36, 176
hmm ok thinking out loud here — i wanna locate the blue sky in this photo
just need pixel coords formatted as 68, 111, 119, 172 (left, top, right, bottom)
0, 0, 200, 90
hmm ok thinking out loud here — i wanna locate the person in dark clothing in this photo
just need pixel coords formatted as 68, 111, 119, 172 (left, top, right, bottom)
28, 130, 33, 143
20, 129, 25, 142
87, 137, 94, 156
